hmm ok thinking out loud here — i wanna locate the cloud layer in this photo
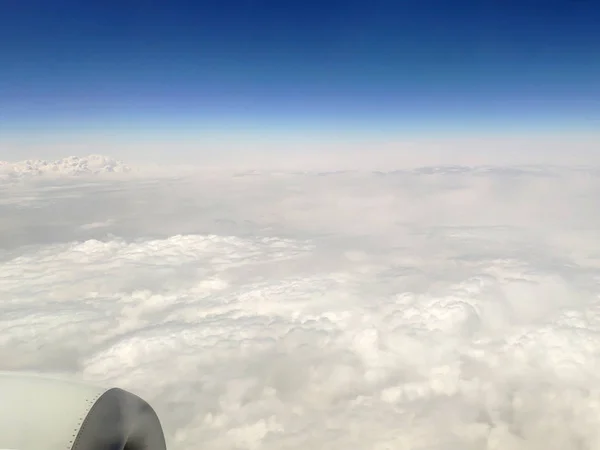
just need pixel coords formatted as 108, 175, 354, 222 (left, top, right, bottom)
2, 160, 600, 449
0, 155, 131, 184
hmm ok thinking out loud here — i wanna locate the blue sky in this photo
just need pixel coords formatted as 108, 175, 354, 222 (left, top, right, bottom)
1, 0, 599, 165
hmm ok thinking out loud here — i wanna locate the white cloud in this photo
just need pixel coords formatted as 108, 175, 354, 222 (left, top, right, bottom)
0, 154, 131, 180
3, 131, 600, 170
2, 160, 600, 449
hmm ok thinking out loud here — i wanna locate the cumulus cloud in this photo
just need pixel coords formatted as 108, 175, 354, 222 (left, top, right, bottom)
0, 155, 132, 184
2, 160, 600, 449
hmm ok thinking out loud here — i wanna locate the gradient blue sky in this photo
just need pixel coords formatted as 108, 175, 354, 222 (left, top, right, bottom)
1, 0, 599, 166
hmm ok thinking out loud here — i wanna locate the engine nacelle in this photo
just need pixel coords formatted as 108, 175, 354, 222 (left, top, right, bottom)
0, 371, 166, 450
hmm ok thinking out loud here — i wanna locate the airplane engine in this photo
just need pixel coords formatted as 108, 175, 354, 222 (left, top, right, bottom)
0, 371, 166, 450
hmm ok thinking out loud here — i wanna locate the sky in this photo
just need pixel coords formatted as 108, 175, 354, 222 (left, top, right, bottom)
4, 161, 600, 449
1, 0, 599, 165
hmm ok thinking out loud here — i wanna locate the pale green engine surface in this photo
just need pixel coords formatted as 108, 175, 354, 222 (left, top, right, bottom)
0, 371, 107, 450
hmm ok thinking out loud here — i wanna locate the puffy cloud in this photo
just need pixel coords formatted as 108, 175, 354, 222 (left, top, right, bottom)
0, 155, 131, 184
2, 162, 600, 449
